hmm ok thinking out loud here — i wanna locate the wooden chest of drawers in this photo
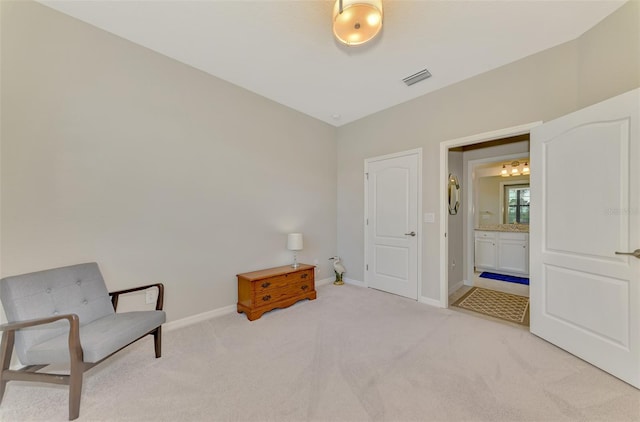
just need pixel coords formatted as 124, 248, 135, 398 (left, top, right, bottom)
237, 264, 316, 321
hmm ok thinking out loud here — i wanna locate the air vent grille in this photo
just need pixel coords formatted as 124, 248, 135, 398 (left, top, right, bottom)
403, 69, 432, 86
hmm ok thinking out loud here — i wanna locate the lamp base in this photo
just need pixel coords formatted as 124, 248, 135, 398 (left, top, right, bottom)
291, 252, 300, 269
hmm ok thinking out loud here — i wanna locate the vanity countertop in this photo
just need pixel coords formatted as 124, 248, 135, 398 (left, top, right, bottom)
476, 224, 529, 233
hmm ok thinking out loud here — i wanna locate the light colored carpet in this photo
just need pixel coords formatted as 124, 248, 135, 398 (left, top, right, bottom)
452, 287, 530, 326
1, 283, 638, 421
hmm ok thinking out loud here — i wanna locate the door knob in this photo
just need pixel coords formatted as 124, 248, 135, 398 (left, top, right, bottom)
404, 231, 416, 237
615, 249, 640, 259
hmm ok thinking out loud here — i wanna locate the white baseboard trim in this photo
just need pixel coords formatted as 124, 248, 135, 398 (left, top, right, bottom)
316, 276, 334, 286
419, 296, 444, 308
164, 304, 237, 332
448, 280, 464, 295
164, 276, 335, 332
344, 277, 366, 287
165, 283, 444, 331
464, 279, 474, 287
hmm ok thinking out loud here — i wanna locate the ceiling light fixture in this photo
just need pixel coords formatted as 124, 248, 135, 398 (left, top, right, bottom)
333, 0, 383, 46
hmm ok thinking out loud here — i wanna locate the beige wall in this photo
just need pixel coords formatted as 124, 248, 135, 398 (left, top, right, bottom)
0, 1, 337, 322
337, 0, 639, 301
577, 0, 640, 108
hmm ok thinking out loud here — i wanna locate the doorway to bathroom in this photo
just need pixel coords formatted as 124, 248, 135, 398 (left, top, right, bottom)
438, 122, 539, 322
447, 134, 532, 326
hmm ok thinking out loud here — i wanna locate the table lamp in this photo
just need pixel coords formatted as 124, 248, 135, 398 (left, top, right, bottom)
287, 233, 303, 268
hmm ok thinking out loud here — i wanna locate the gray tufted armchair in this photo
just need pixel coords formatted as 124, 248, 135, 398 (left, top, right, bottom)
0, 262, 166, 420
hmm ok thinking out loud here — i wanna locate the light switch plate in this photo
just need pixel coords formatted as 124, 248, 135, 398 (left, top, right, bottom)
424, 212, 435, 223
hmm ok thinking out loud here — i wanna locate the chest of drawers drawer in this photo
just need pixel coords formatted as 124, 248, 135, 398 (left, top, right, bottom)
253, 269, 313, 293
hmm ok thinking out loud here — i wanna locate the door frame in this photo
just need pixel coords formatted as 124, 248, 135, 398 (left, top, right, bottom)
364, 148, 423, 300
439, 122, 542, 308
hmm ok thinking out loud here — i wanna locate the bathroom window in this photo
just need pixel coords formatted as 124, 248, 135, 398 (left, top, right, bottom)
505, 185, 530, 224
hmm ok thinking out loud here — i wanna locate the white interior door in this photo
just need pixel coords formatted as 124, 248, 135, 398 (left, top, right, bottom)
365, 150, 420, 300
530, 89, 640, 388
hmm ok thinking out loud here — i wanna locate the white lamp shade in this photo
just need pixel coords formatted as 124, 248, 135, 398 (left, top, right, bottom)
287, 233, 303, 251
333, 0, 383, 46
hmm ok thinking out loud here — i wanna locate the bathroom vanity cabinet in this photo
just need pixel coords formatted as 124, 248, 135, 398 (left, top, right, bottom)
474, 230, 529, 276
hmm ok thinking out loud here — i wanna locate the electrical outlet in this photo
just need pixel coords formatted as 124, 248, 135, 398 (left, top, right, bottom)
145, 289, 155, 304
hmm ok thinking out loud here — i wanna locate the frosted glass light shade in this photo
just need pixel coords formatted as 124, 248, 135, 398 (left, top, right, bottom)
287, 233, 303, 251
333, 0, 383, 46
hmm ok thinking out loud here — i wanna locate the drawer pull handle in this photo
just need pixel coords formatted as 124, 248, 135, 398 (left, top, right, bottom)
301, 285, 308, 291
261, 282, 271, 288
262, 295, 271, 301
301, 273, 308, 279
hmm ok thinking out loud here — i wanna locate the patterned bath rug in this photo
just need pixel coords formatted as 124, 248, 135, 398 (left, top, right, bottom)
452, 287, 529, 326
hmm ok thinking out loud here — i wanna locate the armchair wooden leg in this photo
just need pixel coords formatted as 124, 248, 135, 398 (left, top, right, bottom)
67, 317, 84, 421
0, 331, 15, 404
153, 326, 162, 358
68, 360, 83, 420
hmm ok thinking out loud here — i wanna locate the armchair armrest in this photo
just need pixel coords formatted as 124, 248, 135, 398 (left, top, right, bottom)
0, 313, 79, 332
0, 313, 83, 364
109, 283, 164, 311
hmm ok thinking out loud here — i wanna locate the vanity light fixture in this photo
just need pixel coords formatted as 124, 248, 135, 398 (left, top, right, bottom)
511, 161, 520, 176
500, 161, 530, 177
333, 0, 383, 46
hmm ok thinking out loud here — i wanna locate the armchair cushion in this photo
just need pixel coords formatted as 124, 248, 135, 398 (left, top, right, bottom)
25, 310, 166, 364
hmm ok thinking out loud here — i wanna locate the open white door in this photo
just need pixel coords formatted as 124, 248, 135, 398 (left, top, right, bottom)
365, 149, 420, 300
530, 89, 640, 388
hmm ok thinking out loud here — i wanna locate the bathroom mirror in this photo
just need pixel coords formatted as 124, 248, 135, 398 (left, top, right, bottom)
477, 174, 530, 225
448, 174, 460, 215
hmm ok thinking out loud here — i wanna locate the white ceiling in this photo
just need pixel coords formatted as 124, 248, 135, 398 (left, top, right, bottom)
38, 0, 626, 127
